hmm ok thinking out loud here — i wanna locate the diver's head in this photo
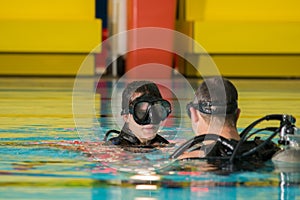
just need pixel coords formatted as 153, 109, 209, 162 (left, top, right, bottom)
121, 81, 171, 143
187, 77, 240, 135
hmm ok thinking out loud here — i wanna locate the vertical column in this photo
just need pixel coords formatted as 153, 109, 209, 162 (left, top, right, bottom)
126, 0, 176, 78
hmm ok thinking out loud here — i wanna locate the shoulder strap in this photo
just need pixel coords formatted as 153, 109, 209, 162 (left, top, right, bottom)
170, 134, 235, 159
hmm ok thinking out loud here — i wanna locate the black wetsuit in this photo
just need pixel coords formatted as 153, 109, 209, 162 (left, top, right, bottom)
205, 137, 280, 161
106, 130, 169, 146
172, 134, 280, 162
103, 127, 170, 152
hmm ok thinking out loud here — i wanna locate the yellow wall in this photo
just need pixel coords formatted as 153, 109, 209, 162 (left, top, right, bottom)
177, 0, 300, 77
0, 0, 101, 76
193, 22, 300, 54
0, 0, 95, 20
185, 54, 300, 77
185, 0, 300, 21
0, 54, 95, 76
0, 20, 101, 53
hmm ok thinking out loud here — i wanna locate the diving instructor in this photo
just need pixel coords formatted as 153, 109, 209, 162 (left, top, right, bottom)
171, 77, 280, 161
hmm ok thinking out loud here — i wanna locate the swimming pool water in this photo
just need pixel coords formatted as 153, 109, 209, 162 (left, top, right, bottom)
0, 77, 300, 200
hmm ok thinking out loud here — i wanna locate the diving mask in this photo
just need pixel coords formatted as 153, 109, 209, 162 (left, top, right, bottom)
123, 94, 171, 125
186, 101, 238, 117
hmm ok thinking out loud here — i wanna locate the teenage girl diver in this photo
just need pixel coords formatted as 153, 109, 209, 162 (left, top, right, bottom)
170, 77, 299, 165
103, 81, 173, 152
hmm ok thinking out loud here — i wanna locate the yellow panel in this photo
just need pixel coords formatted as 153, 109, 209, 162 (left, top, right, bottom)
0, 54, 95, 76
184, 53, 220, 77
185, 0, 300, 21
185, 55, 300, 77
0, 20, 101, 53
213, 55, 300, 77
194, 22, 300, 53
0, 0, 95, 20
185, 0, 206, 21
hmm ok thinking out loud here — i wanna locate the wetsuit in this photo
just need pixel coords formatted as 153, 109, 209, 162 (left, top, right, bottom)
205, 137, 280, 162
103, 127, 170, 153
171, 134, 280, 162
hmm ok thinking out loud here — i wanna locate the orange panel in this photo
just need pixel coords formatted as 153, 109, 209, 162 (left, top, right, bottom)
127, 0, 176, 28
126, 0, 176, 78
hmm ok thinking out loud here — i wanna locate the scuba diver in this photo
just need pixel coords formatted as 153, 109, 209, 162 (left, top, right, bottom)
103, 81, 172, 152
170, 77, 298, 163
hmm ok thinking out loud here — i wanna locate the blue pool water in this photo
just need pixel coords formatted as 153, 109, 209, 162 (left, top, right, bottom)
0, 77, 300, 200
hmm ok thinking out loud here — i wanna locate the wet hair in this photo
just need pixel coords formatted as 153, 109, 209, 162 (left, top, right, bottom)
121, 81, 162, 115
194, 77, 239, 126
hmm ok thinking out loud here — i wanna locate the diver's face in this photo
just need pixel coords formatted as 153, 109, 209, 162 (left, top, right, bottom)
124, 92, 161, 144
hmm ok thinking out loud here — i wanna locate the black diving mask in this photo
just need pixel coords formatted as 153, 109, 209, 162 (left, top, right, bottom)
186, 101, 238, 118
123, 95, 171, 125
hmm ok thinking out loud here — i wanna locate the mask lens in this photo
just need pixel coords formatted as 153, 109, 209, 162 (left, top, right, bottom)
134, 102, 150, 121
151, 103, 168, 123
133, 100, 171, 125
